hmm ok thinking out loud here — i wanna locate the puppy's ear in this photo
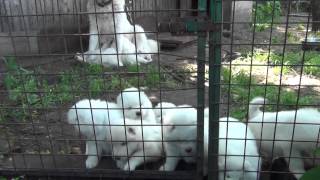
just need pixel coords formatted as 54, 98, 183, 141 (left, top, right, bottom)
128, 127, 136, 135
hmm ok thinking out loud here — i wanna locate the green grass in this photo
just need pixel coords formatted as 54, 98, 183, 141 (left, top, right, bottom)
2, 58, 176, 122
222, 67, 318, 120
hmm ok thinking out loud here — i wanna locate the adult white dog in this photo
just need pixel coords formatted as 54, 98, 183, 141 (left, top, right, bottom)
248, 97, 320, 179
160, 109, 261, 180
76, 0, 157, 67
117, 87, 156, 123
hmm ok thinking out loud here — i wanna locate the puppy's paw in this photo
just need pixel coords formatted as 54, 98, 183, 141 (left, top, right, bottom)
123, 163, 136, 171
85, 156, 99, 169
159, 165, 165, 171
75, 53, 85, 62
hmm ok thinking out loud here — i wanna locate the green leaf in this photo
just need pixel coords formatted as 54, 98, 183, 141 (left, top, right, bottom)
314, 148, 320, 156
301, 166, 320, 180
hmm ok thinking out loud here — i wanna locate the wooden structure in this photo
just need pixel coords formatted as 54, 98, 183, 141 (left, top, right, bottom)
0, 0, 192, 55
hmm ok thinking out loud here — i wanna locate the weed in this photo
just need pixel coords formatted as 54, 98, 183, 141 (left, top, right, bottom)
297, 24, 305, 31
145, 66, 161, 88
287, 31, 300, 43
272, 37, 281, 44
252, 1, 281, 32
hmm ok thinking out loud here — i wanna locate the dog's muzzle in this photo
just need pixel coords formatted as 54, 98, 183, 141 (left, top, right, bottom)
96, 0, 112, 7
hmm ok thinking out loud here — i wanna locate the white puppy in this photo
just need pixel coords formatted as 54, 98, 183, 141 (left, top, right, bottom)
160, 110, 261, 180
205, 117, 262, 180
75, 35, 152, 67
159, 106, 198, 171
67, 99, 124, 169
112, 119, 163, 171
248, 97, 320, 179
154, 102, 177, 122
117, 87, 156, 123
127, 25, 159, 62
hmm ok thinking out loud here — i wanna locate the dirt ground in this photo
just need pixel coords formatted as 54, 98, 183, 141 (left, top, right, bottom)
0, 15, 313, 179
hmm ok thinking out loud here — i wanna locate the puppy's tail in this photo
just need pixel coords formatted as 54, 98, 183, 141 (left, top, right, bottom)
248, 97, 267, 119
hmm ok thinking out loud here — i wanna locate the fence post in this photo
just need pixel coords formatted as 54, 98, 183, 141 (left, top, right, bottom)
196, 0, 207, 180
208, 0, 222, 180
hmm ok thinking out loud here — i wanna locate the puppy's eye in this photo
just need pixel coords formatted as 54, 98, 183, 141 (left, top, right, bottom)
121, 142, 126, 146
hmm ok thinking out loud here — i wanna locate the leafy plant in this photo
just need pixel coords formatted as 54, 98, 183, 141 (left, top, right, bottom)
252, 1, 281, 32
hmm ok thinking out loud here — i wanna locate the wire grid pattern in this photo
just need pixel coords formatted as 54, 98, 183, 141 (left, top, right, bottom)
0, 0, 319, 180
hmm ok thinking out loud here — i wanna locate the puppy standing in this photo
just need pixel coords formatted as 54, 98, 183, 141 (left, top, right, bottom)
117, 87, 156, 123
248, 97, 320, 179
160, 108, 261, 180
67, 99, 124, 168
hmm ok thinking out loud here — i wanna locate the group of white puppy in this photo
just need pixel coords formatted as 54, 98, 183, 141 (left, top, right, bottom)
67, 87, 320, 180
75, 0, 158, 67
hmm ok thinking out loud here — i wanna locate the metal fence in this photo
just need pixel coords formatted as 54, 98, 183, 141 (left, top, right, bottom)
0, 0, 319, 180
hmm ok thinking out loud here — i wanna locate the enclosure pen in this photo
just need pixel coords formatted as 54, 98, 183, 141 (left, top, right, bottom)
1, 0, 320, 180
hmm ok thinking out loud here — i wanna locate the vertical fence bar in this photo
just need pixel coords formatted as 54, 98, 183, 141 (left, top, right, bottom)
208, 0, 222, 180
196, 0, 207, 180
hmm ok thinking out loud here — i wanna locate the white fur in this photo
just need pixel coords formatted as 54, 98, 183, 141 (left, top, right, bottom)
75, 35, 152, 67
67, 99, 124, 168
160, 109, 261, 180
112, 119, 163, 171
205, 117, 262, 180
204, 107, 209, 118
116, 87, 156, 123
77, 0, 157, 67
248, 97, 320, 179
154, 102, 176, 123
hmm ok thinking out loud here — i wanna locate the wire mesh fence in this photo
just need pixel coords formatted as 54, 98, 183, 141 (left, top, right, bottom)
0, 0, 319, 180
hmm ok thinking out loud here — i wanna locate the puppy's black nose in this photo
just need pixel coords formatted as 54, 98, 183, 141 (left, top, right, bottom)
136, 111, 141, 116
185, 147, 193, 153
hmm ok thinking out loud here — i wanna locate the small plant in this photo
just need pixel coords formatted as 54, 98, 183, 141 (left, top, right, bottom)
287, 31, 300, 44
297, 24, 305, 31
252, 1, 281, 32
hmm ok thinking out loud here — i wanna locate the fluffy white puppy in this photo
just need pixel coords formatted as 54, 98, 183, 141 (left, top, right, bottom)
160, 111, 261, 180
75, 35, 152, 67
67, 99, 124, 169
127, 25, 159, 62
248, 97, 320, 179
205, 117, 262, 180
112, 119, 163, 171
117, 87, 156, 123
154, 102, 177, 122
159, 106, 198, 171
